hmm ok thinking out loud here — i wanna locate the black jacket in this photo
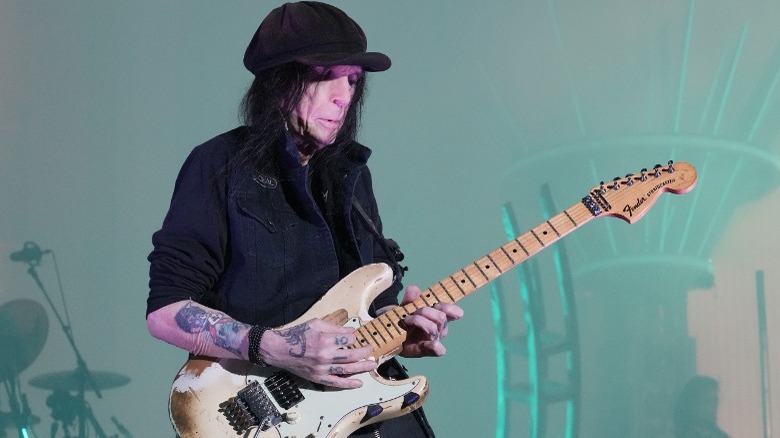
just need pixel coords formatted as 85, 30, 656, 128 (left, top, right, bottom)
147, 127, 401, 326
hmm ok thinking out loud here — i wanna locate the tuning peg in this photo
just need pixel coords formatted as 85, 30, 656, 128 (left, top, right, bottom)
612, 176, 621, 190
639, 168, 648, 181
653, 164, 662, 177
599, 181, 606, 194
667, 160, 675, 173
625, 173, 634, 186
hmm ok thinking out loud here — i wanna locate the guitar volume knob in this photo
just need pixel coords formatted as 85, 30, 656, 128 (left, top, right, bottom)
284, 410, 301, 424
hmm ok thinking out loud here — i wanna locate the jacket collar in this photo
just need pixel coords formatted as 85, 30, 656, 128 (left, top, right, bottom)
277, 131, 372, 173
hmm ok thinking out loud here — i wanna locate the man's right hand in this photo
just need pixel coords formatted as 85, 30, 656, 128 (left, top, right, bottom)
259, 318, 377, 389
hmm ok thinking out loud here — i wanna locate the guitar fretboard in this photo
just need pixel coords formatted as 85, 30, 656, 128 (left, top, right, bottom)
353, 201, 597, 359
351, 161, 697, 360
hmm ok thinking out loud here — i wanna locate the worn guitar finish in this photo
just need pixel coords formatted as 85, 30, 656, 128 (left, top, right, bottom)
169, 161, 698, 438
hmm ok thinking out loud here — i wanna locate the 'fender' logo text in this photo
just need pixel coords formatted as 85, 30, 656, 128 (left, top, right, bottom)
622, 177, 675, 217
624, 196, 646, 217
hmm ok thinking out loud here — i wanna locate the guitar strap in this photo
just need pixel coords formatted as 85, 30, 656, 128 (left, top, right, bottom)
351, 197, 408, 278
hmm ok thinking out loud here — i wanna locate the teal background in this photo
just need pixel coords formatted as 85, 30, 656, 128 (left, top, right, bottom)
1, 1, 779, 437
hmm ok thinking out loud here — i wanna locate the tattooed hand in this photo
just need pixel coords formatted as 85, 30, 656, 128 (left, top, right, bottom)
396, 285, 464, 358
259, 318, 376, 389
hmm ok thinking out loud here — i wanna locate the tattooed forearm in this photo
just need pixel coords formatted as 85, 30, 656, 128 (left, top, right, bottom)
174, 302, 250, 357
278, 323, 310, 358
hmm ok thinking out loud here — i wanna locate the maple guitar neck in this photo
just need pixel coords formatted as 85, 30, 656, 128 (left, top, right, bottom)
354, 161, 698, 360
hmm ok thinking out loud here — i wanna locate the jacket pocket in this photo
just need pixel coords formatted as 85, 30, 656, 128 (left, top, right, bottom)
234, 193, 299, 268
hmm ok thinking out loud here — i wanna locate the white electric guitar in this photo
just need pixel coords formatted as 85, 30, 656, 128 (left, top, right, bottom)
168, 161, 697, 438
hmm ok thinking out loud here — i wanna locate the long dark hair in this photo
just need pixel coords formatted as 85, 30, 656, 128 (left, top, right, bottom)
236, 62, 368, 174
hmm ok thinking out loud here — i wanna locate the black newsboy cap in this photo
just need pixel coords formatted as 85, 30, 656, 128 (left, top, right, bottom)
243, 1, 391, 75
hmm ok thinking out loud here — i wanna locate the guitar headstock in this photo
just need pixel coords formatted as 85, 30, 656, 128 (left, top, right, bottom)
582, 161, 697, 224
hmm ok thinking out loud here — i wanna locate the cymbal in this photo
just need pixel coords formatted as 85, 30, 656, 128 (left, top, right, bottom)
0, 299, 48, 379
28, 370, 130, 392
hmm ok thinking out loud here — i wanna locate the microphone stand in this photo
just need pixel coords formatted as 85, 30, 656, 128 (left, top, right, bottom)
23, 258, 109, 438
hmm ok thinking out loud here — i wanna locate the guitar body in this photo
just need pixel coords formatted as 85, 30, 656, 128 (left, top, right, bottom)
169, 263, 429, 438
167, 161, 699, 438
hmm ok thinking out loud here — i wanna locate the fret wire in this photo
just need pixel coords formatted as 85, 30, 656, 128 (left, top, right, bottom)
517, 235, 540, 257
381, 313, 403, 336
354, 329, 371, 348
504, 241, 528, 264
390, 307, 408, 325
437, 281, 457, 303
447, 276, 467, 297
472, 262, 491, 282
361, 324, 382, 349
459, 269, 478, 289
546, 220, 561, 237
418, 289, 435, 307
530, 229, 545, 246
489, 247, 514, 272
367, 319, 388, 344
499, 245, 517, 264
486, 253, 503, 274
514, 238, 530, 256
425, 284, 444, 304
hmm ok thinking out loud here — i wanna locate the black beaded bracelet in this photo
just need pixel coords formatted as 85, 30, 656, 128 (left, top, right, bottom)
248, 325, 272, 367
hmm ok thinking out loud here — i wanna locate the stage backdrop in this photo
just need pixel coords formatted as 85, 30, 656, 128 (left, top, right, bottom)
1, 1, 779, 437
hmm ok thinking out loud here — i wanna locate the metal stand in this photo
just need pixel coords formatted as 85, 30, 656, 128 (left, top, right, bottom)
46, 390, 110, 438
15, 247, 121, 438
756, 270, 773, 438
24, 265, 109, 438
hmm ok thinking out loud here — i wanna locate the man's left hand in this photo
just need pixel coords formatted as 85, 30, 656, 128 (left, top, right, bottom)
396, 285, 464, 358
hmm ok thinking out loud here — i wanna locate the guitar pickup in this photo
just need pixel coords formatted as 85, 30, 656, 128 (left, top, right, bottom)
265, 370, 305, 409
